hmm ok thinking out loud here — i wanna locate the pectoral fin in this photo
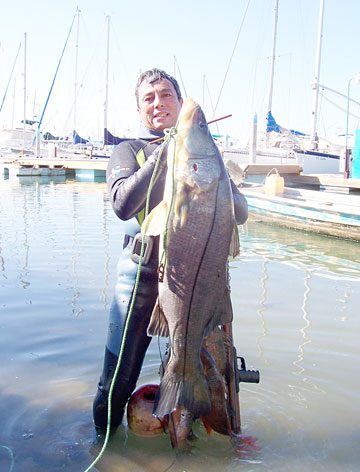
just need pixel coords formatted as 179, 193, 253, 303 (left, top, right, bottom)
147, 298, 169, 337
229, 221, 240, 257
142, 200, 168, 236
174, 184, 189, 228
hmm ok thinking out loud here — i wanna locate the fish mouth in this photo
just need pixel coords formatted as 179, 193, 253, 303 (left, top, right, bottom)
179, 99, 215, 156
182, 101, 206, 130
183, 101, 200, 121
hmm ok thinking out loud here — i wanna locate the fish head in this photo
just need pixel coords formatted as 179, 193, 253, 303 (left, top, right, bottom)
176, 98, 219, 158
168, 98, 222, 194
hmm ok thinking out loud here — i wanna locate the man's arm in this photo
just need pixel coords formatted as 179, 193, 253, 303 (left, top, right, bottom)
106, 141, 166, 221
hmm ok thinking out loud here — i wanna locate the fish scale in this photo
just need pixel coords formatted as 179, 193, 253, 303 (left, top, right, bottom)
142, 98, 239, 418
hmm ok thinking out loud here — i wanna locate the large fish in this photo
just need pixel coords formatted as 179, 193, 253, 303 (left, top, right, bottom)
127, 331, 233, 449
142, 98, 239, 418
200, 327, 233, 436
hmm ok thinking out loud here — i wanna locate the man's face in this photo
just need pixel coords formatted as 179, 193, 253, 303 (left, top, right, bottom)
137, 78, 183, 132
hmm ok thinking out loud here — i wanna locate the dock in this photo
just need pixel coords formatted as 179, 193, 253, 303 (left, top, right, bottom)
241, 164, 360, 192
0, 156, 108, 180
224, 160, 360, 194
2, 156, 360, 193
284, 173, 360, 192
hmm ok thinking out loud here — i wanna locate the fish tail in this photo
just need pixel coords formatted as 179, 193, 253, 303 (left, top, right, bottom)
181, 376, 212, 416
153, 371, 211, 418
152, 376, 182, 418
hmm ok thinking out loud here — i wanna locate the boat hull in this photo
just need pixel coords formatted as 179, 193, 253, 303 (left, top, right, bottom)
224, 148, 341, 175
241, 186, 360, 241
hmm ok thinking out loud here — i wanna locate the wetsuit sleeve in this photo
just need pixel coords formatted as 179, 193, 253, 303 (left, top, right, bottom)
230, 179, 248, 225
106, 141, 166, 221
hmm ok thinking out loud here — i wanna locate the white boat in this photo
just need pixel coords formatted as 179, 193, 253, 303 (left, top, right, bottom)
0, 127, 36, 155
223, 0, 347, 175
39, 12, 125, 160
224, 143, 342, 175
240, 181, 360, 241
0, 33, 42, 157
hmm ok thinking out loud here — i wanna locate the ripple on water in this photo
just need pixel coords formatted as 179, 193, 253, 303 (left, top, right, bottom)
1, 180, 359, 472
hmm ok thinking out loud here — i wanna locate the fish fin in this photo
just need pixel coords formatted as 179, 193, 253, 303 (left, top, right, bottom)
200, 417, 213, 435
141, 200, 168, 236
174, 184, 189, 227
153, 371, 211, 418
229, 221, 240, 257
147, 299, 169, 337
204, 287, 233, 337
222, 286, 234, 324
153, 378, 182, 418
179, 201, 189, 227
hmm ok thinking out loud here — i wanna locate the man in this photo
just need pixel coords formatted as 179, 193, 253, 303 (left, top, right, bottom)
93, 68, 248, 432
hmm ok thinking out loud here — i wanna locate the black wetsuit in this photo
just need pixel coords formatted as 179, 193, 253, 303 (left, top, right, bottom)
93, 127, 167, 430
93, 126, 248, 431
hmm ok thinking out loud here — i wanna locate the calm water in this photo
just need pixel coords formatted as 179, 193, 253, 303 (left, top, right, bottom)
0, 175, 359, 472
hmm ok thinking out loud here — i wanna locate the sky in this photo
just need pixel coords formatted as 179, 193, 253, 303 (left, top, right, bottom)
1, 0, 360, 144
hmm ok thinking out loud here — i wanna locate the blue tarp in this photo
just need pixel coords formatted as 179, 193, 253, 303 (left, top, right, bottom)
103, 128, 130, 146
266, 111, 306, 137
73, 130, 89, 145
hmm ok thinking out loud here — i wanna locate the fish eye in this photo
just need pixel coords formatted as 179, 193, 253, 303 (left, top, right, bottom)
193, 163, 198, 172
199, 121, 206, 129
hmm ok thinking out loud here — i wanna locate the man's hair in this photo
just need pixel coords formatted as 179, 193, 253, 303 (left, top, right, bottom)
135, 68, 182, 105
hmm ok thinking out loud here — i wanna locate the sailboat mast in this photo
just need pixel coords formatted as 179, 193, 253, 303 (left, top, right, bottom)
104, 15, 110, 143
267, 0, 279, 116
311, 0, 325, 148
23, 32, 27, 152
0, 41, 21, 115
12, 79, 16, 129
266, 0, 279, 145
74, 7, 80, 138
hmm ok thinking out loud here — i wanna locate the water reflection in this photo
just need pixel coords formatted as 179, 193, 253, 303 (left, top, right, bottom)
71, 191, 83, 318
17, 176, 67, 186
0, 176, 359, 472
293, 268, 312, 378
235, 219, 360, 447
256, 258, 269, 363
240, 219, 360, 279
100, 195, 112, 310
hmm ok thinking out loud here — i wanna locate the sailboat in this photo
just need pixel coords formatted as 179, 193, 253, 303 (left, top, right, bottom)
223, 0, 344, 175
0, 33, 38, 157
40, 11, 125, 159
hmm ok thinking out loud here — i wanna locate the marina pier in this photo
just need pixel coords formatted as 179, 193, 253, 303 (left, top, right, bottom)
0, 156, 108, 180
